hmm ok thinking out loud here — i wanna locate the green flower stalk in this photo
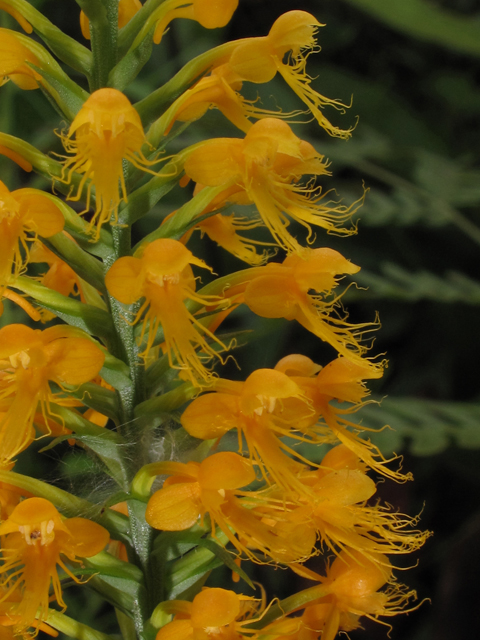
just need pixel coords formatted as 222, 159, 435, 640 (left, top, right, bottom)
0, 2, 429, 640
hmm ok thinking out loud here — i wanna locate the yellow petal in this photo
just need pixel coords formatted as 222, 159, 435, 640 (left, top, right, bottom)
190, 588, 240, 628
46, 337, 105, 386
105, 256, 144, 304
181, 393, 240, 439
15, 190, 65, 237
193, 0, 238, 29
185, 139, 242, 186
198, 452, 255, 490
229, 38, 277, 83
0, 324, 39, 359
63, 518, 110, 557
146, 483, 201, 531
156, 620, 193, 640
244, 274, 299, 320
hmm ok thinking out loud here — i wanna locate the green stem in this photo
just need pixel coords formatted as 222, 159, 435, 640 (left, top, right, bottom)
85, 0, 119, 90
105, 224, 146, 433
103, 198, 151, 640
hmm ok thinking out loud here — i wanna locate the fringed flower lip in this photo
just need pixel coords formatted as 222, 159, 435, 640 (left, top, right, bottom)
58, 88, 164, 240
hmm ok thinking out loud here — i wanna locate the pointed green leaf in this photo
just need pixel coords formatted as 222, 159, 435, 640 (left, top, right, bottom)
86, 551, 148, 617
12, 277, 114, 340
45, 233, 107, 296
108, 29, 154, 92
29, 62, 89, 121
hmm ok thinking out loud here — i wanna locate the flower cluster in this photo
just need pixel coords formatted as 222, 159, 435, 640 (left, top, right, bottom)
0, 2, 428, 640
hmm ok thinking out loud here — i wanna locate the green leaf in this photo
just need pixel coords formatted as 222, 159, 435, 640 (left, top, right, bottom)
118, 163, 182, 226
135, 383, 197, 420
46, 609, 115, 640
0, 131, 63, 179
29, 62, 89, 122
100, 352, 133, 392
12, 277, 115, 340
195, 537, 253, 588
341, 0, 480, 58
117, 0, 166, 55
108, 28, 154, 91
45, 232, 107, 296
55, 383, 120, 424
165, 545, 222, 601
134, 185, 228, 251
134, 42, 236, 127
86, 551, 148, 618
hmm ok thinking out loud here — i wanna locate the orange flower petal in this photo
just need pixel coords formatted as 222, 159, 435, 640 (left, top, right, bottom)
181, 393, 240, 439
15, 190, 64, 237
63, 518, 110, 557
105, 256, 144, 304
198, 452, 256, 491
190, 588, 240, 628
146, 483, 202, 531
45, 337, 105, 386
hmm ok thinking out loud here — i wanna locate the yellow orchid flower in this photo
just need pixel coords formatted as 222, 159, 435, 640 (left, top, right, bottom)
184, 119, 359, 254
59, 88, 159, 239
292, 550, 418, 640
155, 587, 270, 640
145, 452, 315, 563
227, 11, 353, 138
0, 497, 109, 635
0, 181, 64, 289
0, 324, 105, 466
105, 238, 228, 384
